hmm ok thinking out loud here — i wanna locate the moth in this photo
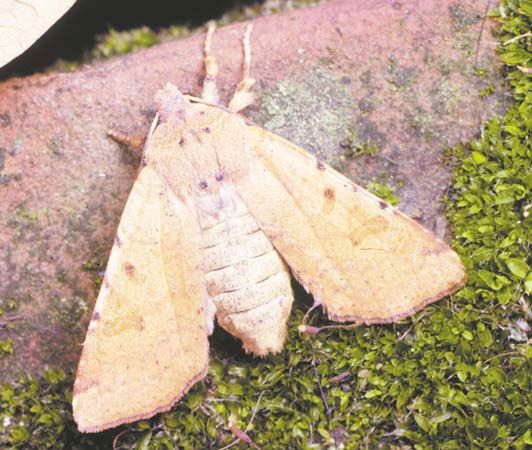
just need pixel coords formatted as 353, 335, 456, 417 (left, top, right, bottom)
73, 23, 466, 432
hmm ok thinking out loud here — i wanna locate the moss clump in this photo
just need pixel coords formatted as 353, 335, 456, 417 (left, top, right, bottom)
0, 369, 112, 449
0, 298, 19, 358
81, 248, 106, 290
0, 338, 14, 357
367, 180, 400, 206
340, 125, 383, 158
92, 27, 161, 59
1, 1, 530, 449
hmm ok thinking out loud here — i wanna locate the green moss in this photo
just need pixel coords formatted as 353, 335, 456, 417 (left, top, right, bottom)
478, 83, 496, 98
367, 181, 400, 206
2, 1, 531, 448
340, 125, 383, 158
92, 27, 160, 59
0, 338, 14, 357
351, 138, 381, 157
81, 246, 106, 289
0, 369, 111, 448
3, 297, 18, 312
14, 207, 40, 226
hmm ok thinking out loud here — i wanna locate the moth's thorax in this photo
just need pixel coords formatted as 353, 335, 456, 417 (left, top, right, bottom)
147, 104, 247, 198
197, 183, 294, 356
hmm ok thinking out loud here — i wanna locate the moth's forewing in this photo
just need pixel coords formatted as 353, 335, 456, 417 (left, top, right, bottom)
235, 126, 466, 323
73, 165, 208, 432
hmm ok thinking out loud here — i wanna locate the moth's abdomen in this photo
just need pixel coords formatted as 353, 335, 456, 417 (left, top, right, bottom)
198, 184, 294, 356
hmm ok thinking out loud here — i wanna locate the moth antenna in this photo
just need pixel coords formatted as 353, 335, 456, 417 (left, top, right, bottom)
201, 21, 220, 105
243, 24, 252, 81
228, 24, 256, 113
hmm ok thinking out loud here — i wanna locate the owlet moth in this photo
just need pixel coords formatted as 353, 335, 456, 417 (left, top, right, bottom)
73, 23, 466, 432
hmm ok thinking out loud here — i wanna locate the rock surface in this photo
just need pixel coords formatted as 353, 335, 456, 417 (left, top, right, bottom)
0, 0, 503, 379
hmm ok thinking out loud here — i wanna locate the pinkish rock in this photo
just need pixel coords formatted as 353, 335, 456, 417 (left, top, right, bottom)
0, 0, 503, 379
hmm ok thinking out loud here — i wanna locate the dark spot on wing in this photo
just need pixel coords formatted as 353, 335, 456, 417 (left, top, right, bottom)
91, 311, 100, 321
203, 127, 211, 133
103, 276, 110, 289
324, 187, 335, 200
215, 172, 224, 182
199, 179, 208, 190
140, 156, 148, 167
323, 187, 336, 214
378, 201, 388, 210
179, 137, 186, 146
316, 160, 326, 171
114, 234, 123, 248
123, 262, 136, 278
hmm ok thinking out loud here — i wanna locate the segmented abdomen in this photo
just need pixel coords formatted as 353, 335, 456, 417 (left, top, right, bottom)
198, 184, 294, 355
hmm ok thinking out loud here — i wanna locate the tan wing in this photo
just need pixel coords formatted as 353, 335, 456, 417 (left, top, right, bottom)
73, 165, 208, 432
235, 127, 466, 323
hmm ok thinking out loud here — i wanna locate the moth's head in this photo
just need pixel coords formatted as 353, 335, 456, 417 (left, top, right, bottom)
155, 83, 191, 123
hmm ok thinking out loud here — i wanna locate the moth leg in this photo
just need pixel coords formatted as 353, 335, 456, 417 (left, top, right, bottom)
201, 21, 220, 105
228, 24, 256, 113
107, 129, 146, 150
107, 113, 159, 156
